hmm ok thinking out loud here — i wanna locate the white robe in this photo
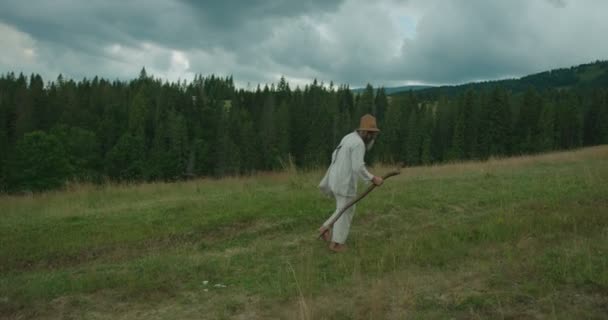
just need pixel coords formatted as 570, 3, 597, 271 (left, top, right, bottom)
319, 131, 374, 243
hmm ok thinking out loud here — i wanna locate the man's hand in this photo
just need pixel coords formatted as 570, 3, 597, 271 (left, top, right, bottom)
372, 176, 384, 186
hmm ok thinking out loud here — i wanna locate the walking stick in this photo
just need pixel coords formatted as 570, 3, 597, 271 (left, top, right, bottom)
317, 170, 401, 239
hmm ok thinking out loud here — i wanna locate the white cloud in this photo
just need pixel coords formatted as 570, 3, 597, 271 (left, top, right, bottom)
167, 50, 193, 81
0, 22, 40, 72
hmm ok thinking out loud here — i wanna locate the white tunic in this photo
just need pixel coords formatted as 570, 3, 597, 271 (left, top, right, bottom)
319, 131, 374, 197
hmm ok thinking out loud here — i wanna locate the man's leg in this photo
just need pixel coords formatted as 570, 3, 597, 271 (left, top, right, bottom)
319, 196, 341, 241
328, 195, 356, 252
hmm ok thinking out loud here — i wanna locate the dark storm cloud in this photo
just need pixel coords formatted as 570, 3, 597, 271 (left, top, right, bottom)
1, 0, 607, 87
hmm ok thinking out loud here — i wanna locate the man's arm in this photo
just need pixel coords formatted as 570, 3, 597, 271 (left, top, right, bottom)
351, 143, 383, 185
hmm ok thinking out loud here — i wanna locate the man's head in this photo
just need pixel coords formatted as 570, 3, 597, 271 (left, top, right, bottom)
357, 114, 380, 149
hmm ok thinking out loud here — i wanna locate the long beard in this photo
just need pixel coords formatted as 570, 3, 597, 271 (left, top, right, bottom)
365, 138, 375, 151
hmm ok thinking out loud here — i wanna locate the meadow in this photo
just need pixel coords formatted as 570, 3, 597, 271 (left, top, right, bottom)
1, 146, 607, 319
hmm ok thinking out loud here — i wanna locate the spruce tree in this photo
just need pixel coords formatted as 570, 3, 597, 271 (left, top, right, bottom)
357, 84, 375, 117
378, 98, 402, 163
50, 125, 100, 182
375, 87, 388, 124
537, 97, 556, 152
6, 131, 71, 192
486, 86, 511, 156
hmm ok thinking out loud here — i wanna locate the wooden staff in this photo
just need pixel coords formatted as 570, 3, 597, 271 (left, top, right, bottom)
318, 170, 401, 239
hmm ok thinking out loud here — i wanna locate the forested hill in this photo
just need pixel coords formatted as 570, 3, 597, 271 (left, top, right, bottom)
352, 85, 433, 95
398, 60, 608, 98
1, 61, 607, 193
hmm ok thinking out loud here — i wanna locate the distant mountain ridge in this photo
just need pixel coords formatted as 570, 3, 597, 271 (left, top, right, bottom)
351, 85, 434, 95
395, 60, 608, 98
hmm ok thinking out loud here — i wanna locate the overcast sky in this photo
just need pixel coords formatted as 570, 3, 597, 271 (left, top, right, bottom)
1, 0, 608, 88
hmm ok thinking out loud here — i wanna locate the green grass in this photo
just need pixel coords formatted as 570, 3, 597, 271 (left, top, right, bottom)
1, 146, 607, 319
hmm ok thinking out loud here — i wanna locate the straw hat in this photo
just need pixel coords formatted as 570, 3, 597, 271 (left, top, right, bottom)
357, 114, 380, 132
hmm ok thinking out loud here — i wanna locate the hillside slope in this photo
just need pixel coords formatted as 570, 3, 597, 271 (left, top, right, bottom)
1, 146, 607, 319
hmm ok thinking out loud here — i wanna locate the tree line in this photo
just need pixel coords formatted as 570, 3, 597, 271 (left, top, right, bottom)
1, 69, 607, 192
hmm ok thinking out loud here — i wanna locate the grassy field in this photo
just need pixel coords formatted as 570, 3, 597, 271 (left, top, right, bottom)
1, 146, 607, 319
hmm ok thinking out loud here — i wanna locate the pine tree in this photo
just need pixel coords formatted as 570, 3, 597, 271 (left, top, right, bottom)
288, 88, 307, 167
191, 137, 210, 176
106, 133, 145, 181
57, 79, 85, 128
214, 108, 240, 177
303, 81, 331, 167
515, 87, 542, 153
29, 74, 52, 131
193, 84, 219, 176
448, 110, 465, 160
0, 74, 18, 160
461, 90, 477, 158
235, 107, 258, 174
14, 73, 34, 138
375, 87, 388, 124
337, 85, 354, 136
420, 106, 434, 165
6, 131, 71, 192
167, 110, 189, 178
404, 106, 422, 165
275, 101, 291, 165
378, 97, 402, 163
599, 89, 608, 144
259, 90, 278, 170
0, 80, 10, 190
147, 109, 189, 180
128, 88, 148, 136
98, 102, 127, 160
276, 76, 291, 106
356, 84, 375, 117
584, 89, 608, 145
50, 125, 100, 182
398, 93, 417, 163
537, 94, 556, 152
555, 91, 583, 149
486, 86, 511, 156
431, 96, 453, 162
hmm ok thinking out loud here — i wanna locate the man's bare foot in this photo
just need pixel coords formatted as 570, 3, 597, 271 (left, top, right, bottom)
318, 226, 331, 242
328, 242, 347, 253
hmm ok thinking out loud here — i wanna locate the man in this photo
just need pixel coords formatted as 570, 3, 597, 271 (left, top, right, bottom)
318, 114, 383, 253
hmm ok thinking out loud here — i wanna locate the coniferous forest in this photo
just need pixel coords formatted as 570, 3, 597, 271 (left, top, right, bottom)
1, 61, 608, 193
